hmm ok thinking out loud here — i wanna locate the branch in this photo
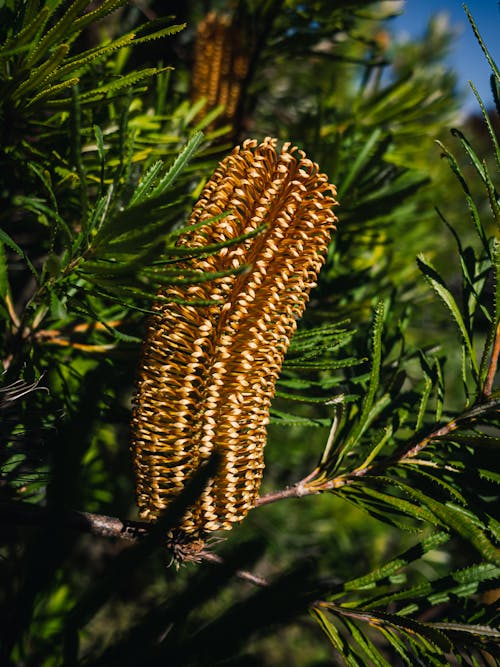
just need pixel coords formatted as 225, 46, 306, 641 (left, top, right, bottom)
255, 474, 321, 507
256, 395, 500, 503
0, 500, 148, 541
0, 500, 269, 587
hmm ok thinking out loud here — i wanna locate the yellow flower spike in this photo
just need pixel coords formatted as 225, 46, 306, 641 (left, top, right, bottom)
131, 137, 338, 560
191, 12, 251, 134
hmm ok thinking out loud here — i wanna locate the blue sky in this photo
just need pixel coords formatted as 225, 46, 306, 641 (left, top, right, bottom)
390, 1, 500, 112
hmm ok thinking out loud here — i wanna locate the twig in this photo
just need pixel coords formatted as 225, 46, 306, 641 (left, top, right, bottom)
484, 319, 500, 397
257, 395, 500, 502
199, 551, 268, 587
0, 501, 148, 541
0, 501, 268, 586
255, 474, 321, 507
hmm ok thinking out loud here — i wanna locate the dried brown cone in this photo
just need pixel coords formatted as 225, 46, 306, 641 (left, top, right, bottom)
131, 137, 338, 557
190, 11, 250, 133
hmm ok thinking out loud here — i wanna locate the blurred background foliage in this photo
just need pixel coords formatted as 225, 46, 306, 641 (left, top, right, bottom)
0, 0, 499, 665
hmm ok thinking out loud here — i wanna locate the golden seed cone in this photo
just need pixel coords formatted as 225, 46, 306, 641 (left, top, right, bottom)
131, 137, 338, 554
190, 12, 250, 132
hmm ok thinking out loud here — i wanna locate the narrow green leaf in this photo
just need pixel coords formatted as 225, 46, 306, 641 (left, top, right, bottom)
311, 608, 357, 664
0, 242, 9, 300
469, 81, 500, 169
282, 358, 361, 370
0, 228, 38, 281
436, 140, 488, 250
416, 375, 432, 431
338, 128, 382, 198
403, 466, 468, 507
128, 160, 165, 206
24, 0, 92, 67
323, 603, 452, 654
343, 532, 450, 593
42, 34, 135, 86
359, 300, 384, 427
144, 265, 247, 286
78, 67, 165, 100
450, 128, 487, 182
94, 125, 105, 166
376, 627, 413, 666
70, 0, 135, 35
166, 211, 235, 241
451, 129, 500, 226
419, 495, 500, 565
269, 408, 330, 427
417, 255, 478, 376
343, 482, 440, 527
343, 617, 392, 667
27, 77, 80, 107
389, 562, 500, 616
479, 467, 500, 485
150, 130, 204, 197
274, 389, 342, 404
464, 6, 500, 83
432, 621, 500, 639
14, 43, 69, 99
14, 196, 72, 245
0, 7, 49, 57
125, 22, 186, 47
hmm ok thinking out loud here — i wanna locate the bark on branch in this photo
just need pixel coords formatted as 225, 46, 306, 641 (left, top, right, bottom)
0, 500, 268, 586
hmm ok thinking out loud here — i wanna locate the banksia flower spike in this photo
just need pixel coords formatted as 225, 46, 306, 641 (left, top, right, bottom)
131, 137, 338, 560
191, 11, 250, 135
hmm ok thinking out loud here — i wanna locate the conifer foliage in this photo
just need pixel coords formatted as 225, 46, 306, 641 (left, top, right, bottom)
0, 1, 499, 665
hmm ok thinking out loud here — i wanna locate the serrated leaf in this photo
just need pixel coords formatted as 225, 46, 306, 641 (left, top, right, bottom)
274, 389, 340, 404
464, 6, 500, 83
15, 196, 72, 245
27, 76, 80, 107
0, 7, 50, 57
342, 481, 440, 527
417, 255, 479, 376
25, 0, 94, 67
149, 130, 204, 197
0, 228, 38, 281
343, 532, 450, 593
377, 626, 414, 666
419, 495, 500, 565
14, 43, 69, 98
269, 408, 330, 427
433, 621, 500, 639
79, 67, 166, 101
128, 160, 165, 206
479, 468, 500, 485
44, 34, 135, 85
343, 617, 392, 667
311, 607, 358, 664
402, 466, 468, 507
126, 21, 186, 47
69, 0, 129, 35
469, 81, 500, 170
282, 358, 361, 370
389, 561, 500, 616
435, 140, 488, 251
357, 301, 384, 430
321, 603, 452, 654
